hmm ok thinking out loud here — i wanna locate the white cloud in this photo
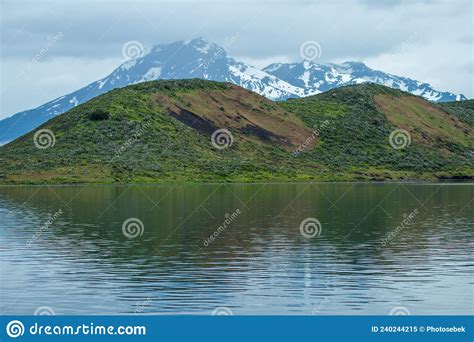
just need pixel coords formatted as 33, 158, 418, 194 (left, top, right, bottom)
365, 39, 473, 97
0, 0, 472, 119
1, 57, 120, 118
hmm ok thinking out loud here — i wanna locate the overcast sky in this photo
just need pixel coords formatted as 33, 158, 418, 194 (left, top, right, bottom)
1, 0, 472, 119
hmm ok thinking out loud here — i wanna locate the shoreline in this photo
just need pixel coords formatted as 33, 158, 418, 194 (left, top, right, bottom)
0, 178, 472, 187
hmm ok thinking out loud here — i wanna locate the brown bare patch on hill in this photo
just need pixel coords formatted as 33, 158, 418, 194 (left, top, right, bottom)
374, 94, 473, 147
154, 85, 315, 149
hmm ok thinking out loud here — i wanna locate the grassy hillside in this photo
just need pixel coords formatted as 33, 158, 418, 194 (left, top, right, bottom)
280, 84, 472, 178
438, 99, 474, 126
0, 80, 472, 184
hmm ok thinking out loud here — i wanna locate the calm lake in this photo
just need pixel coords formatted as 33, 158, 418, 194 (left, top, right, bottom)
0, 183, 472, 315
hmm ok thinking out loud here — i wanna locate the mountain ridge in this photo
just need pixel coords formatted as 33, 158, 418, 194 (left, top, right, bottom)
0, 37, 467, 144
0, 79, 472, 184
264, 60, 466, 102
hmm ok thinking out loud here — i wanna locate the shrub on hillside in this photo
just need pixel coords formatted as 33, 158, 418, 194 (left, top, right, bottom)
88, 109, 110, 121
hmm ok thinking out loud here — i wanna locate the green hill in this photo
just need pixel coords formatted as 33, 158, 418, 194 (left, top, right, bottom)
0, 80, 472, 184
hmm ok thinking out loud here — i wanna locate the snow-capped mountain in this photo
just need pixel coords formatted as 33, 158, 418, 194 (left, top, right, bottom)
263, 61, 466, 102
0, 38, 467, 144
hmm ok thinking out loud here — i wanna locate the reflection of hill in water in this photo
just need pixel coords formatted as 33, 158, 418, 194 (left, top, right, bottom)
0, 183, 473, 314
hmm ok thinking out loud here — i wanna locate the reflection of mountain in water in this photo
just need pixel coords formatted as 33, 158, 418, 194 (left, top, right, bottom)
0, 183, 473, 314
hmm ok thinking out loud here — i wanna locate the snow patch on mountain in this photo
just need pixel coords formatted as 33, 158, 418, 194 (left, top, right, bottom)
263, 60, 467, 103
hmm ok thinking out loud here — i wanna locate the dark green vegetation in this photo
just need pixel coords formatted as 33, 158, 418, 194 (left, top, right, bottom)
88, 109, 110, 121
0, 80, 472, 184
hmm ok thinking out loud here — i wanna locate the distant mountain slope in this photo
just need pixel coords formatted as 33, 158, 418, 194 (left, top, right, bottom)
0, 38, 467, 144
0, 80, 471, 184
264, 61, 466, 102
